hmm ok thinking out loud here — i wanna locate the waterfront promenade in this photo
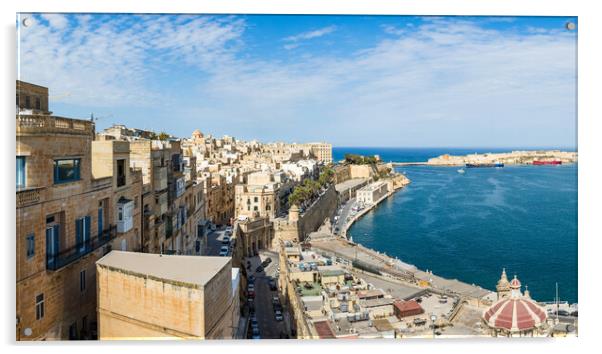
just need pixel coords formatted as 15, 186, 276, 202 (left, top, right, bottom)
320, 170, 496, 304
310, 237, 494, 302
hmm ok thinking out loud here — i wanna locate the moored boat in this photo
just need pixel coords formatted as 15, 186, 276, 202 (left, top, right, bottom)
533, 160, 562, 165
465, 163, 504, 168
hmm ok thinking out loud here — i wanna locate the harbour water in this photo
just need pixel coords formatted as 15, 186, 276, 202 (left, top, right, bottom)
340, 148, 578, 303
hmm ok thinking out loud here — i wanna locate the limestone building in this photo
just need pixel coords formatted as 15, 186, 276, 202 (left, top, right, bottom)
96, 251, 239, 340
304, 142, 333, 164
356, 181, 389, 205
16, 80, 50, 114
16, 87, 136, 339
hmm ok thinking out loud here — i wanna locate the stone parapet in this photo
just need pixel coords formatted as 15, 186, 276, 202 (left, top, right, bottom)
17, 114, 94, 136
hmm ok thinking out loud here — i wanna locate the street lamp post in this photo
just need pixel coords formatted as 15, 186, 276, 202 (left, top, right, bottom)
430, 314, 437, 339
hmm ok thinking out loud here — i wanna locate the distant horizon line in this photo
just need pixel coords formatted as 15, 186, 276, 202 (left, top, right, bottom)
332, 146, 577, 150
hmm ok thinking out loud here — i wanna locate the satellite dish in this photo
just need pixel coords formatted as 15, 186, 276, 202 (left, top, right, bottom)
22, 17, 32, 27
24, 327, 32, 336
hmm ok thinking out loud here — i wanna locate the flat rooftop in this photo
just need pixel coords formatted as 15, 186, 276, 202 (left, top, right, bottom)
97, 251, 230, 288
335, 178, 367, 192
358, 181, 387, 192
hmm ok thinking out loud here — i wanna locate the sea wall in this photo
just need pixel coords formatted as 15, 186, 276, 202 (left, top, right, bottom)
274, 185, 338, 244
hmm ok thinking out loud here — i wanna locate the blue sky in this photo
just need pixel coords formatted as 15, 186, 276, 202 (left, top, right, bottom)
18, 14, 577, 148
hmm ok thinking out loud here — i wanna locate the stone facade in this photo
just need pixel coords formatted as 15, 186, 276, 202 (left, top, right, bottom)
16, 80, 50, 114
96, 251, 238, 340
356, 181, 389, 205
16, 112, 135, 340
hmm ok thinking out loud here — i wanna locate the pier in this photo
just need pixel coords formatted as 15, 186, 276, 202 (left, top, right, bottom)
390, 161, 428, 166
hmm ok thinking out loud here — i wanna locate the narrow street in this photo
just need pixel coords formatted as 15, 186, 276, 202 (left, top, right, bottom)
205, 227, 229, 256
245, 250, 288, 339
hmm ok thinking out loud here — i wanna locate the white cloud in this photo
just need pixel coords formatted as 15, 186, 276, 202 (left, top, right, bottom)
381, 24, 405, 36
40, 14, 69, 30
17, 15, 577, 147
196, 19, 577, 146
283, 25, 336, 44
18, 14, 245, 107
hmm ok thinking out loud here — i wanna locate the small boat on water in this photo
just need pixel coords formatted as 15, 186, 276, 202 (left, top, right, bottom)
466, 163, 504, 168
457, 168, 465, 174
533, 160, 562, 165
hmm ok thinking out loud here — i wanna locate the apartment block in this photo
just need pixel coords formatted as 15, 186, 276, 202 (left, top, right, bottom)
16, 109, 123, 340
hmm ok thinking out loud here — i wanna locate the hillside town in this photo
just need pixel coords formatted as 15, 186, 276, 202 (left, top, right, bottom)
16, 80, 577, 340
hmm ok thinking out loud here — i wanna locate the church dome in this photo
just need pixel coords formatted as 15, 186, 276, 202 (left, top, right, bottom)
192, 129, 204, 138
510, 275, 522, 289
483, 296, 547, 332
484, 274, 547, 333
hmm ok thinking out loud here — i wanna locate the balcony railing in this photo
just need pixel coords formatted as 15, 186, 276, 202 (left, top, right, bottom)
16, 187, 43, 208
46, 225, 117, 271
17, 114, 94, 136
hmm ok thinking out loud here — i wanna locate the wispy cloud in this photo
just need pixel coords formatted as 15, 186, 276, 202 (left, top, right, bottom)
17, 15, 577, 147
381, 24, 405, 36
198, 18, 577, 146
18, 14, 245, 107
282, 25, 336, 49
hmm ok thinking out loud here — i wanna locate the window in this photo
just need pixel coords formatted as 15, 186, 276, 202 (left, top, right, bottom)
254, 197, 258, 203
80, 270, 86, 292
16, 156, 25, 188
35, 97, 41, 110
35, 293, 44, 320
117, 199, 134, 233
254, 206, 258, 211
26, 234, 35, 259
97, 206, 104, 238
53, 159, 81, 184
25, 95, 31, 109
45, 224, 60, 270
116, 159, 126, 187
75, 216, 91, 253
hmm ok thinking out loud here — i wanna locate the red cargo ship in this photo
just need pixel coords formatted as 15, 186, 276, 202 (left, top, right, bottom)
532, 160, 562, 165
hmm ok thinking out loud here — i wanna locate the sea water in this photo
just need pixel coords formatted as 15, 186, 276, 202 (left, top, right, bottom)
340, 148, 578, 303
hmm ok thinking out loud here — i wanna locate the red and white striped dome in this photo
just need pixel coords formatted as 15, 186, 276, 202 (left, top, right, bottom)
483, 296, 547, 332
509, 275, 521, 289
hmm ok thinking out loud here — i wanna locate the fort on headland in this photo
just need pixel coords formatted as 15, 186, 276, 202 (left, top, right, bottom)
426, 150, 577, 166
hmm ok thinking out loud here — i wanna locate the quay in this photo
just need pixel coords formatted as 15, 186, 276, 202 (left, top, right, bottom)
390, 162, 428, 166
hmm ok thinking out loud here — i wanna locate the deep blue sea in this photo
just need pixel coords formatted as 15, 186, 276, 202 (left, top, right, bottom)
338, 147, 578, 303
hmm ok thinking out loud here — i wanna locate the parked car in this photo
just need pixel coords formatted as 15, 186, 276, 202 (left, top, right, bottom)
248, 275, 255, 283
268, 279, 277, 291
413, 318, 427, 326
219, 249, 228, 257
256, 265, 263, 273
274, 310, 283, 321
265, 257, 272, 264
272, 295, 280, 305
273, 303, 283, 312
251, 327, 260, 339
221, 236, 230, 244
251, 318, 259, 329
